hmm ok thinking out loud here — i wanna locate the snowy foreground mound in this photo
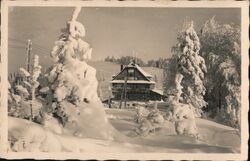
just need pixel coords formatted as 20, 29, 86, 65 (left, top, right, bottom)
8, 109, 240, 153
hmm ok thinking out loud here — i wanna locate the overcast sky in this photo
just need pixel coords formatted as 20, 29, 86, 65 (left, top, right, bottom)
8, 7, 240, 74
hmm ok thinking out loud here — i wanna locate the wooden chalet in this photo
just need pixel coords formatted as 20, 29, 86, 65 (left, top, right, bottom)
110, 62, 163, 102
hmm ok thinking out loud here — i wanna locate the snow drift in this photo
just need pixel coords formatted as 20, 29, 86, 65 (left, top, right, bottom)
8, 110, 240, 153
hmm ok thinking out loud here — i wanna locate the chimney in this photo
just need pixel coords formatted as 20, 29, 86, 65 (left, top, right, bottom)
120, 64, 124, 71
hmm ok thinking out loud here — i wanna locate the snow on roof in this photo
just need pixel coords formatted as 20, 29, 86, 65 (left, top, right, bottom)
127, 62, 152, 78
127, 62, 135, 67
151, 88, 164, 95
110, 80, 155, 84
112, 62, 153, 81
135, 64, 152, 78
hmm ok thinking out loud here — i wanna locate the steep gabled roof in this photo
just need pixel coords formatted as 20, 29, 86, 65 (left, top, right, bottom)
134, 64, 152, 78
112, 62, 152, 81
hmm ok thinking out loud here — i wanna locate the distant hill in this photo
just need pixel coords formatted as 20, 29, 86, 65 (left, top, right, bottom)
88, 61, 164, 101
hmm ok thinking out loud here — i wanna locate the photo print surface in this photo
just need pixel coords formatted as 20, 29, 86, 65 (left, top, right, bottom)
0, 1, 249, 160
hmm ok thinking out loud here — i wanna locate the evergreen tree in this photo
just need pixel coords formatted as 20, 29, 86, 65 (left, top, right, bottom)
42, 7, 98, 125
165, 21, 207, 116
40, 7, 122, 140
200, 17, 241, 128
9, 55, 42, 120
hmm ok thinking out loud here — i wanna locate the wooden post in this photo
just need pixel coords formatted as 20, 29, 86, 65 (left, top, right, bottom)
26, 39, 32, 73
119, 71, 128, 109
26, 40, 34, 120
153, 101, 158, 110
124, 76, 128, 109
119, 86, 124, 109
108, 97, 111, 108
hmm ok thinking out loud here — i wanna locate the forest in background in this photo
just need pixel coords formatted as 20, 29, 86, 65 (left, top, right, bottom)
104, 55, 169, 69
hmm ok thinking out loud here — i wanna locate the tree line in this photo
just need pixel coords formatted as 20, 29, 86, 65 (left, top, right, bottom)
104, 56, 170, 69
163, 17, 241, 128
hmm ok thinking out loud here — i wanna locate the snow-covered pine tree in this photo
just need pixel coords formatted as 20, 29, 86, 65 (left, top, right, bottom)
172, 21, 207, 116
163, 21, 204, 138
42, 7, 97, 125
200, 17, 241, 128
171, 73, 200, 138
134, 105, 150, 124
9, 55, 42, 120
41, 7, 123, 141
8, 81, 22, 117
19, 55, 42, 120
135, 102, 165, 137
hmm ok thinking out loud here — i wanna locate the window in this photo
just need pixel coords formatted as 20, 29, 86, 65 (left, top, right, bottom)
128, 69, 134, 80
128, 69, 134, 75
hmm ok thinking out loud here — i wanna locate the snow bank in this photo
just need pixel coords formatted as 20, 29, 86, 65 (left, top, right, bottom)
62, 101, 128, 141
8, 113, 238, 153
7, 116, 146, 153
8, 117, 62, 152
106, 108, 240, 153
196, 118, 240, 152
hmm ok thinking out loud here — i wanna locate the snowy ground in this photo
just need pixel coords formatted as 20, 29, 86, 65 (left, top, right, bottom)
105, 108, 240, 153
8, 108, 240, 153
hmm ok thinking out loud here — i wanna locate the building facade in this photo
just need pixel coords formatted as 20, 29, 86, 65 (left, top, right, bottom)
110, 62, 163, 101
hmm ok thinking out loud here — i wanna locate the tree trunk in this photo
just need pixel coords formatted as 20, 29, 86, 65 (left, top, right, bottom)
30, 86, 36, 120
218, 82, 222, 110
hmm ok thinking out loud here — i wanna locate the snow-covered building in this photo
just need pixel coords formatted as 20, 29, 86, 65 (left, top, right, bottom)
110, 62, 163, 101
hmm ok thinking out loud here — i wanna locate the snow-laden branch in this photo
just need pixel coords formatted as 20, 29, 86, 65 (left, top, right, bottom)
174, 73, 183, 103
71, 7, 81, 21
20, 68, 30, 77
50, 6, 92, 62
69, 7, 85, 38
